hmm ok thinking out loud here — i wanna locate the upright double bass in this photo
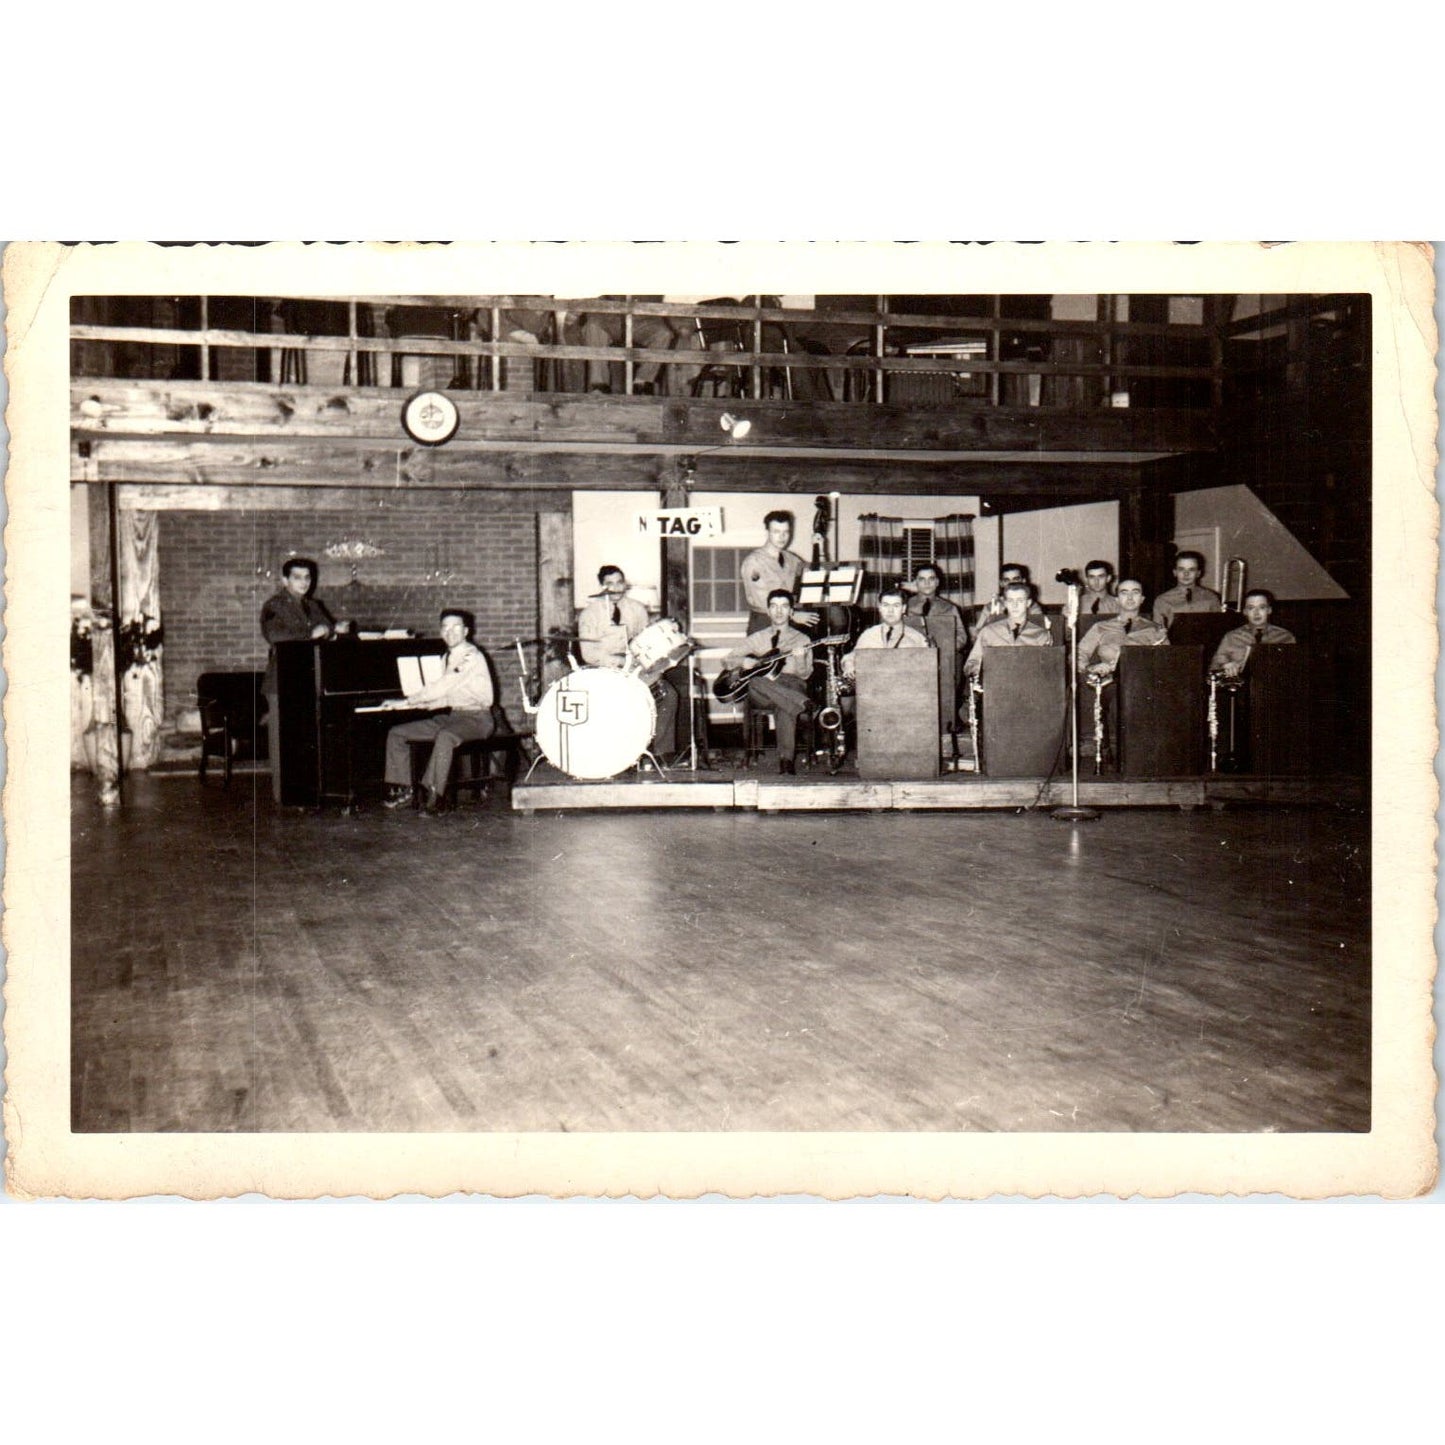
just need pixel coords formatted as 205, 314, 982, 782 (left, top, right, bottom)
808, 494, 851, 771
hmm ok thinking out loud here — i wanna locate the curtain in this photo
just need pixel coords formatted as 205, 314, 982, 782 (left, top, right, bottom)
857, 514, 906, 613
934, 513, 976, 608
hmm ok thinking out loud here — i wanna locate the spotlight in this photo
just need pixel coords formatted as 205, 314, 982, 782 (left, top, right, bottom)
720, 412, 751, 440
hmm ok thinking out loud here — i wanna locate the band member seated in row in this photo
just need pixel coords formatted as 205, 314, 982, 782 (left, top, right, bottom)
843, 586, 930, 682
740, 510, 817, 635
1153, 549, 1223, 629
576, 564, 679, 756
378, 609, 495, 814
723, 589, 815, 774
904, 563, 966, 737
972, 561, 1046, 636
1081, 559, 1121, 617
1210, 589, 1297, 677
964, 581, 1054, 680
1077, 580, 1168, 676
260, 556, 351, 803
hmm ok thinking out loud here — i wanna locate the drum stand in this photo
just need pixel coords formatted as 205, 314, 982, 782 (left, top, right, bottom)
664, 650, 719, 776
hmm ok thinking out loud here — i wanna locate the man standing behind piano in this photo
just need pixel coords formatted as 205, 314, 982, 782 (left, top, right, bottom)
378, 609, 495, 814
576, 564, 679, 759
260, 556, 349, 802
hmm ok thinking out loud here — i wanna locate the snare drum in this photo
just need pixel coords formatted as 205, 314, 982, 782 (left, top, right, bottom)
535, 667, 656, 779
627, 618, 692, 685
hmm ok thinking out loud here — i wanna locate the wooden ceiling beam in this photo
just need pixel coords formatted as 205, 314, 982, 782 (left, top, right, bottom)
73, 435, 1139, 498
72, 381, 1217, 455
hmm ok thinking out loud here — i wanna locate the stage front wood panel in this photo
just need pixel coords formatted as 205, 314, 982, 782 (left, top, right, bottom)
856, 649, 939, 780
979, 649, 1065, 777
1249, 646, 1312, 776
1118, 645, 1205, 777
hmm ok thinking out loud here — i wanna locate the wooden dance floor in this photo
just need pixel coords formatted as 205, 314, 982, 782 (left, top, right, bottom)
71, 772, 1371, 1135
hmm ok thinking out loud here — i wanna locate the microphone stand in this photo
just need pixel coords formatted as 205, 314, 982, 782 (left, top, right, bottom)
1051, 583, 1100, 823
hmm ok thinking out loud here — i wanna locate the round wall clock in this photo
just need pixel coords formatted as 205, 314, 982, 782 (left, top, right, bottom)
401, 390, 460, 446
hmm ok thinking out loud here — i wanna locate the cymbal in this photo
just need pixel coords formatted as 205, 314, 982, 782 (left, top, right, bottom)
512, 632, 579, 645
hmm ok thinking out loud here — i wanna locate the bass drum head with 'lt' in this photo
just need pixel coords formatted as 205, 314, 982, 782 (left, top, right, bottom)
536, 667, 656, 779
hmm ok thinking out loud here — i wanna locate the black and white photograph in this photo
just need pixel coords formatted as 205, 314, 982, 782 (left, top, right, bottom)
3, 240, 1436, 1199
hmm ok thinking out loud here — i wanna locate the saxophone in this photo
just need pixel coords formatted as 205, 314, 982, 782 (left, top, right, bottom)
816, 641, 848, 772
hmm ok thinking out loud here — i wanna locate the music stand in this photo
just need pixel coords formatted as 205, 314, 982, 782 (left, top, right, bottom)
798, 564, 864, 609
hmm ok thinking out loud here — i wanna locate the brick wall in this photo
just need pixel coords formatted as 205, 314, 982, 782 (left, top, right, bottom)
157, 492, 565, 727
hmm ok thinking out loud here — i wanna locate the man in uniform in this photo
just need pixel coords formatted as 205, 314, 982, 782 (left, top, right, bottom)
576, 564, 679, 759
1153, 549, 1223, 630
722, 590, 815, 774
1081, 559, 1121, 617
903, 563, 967, 740
739, 511, 817, 635
378, 609, 496, 814
964, 581, 1054, 681
260, 556, 348, 802
1077, 580, 1168, 676
972, 561, 1046, 636
1210, 589, 1297, 677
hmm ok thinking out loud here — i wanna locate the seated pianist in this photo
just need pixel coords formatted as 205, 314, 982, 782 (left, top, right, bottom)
964, 581, 1054, 681
722, 589, 815, 774
1210, 589, 1297, 677
377, 608, 496, 814
1077, 579, 1168, 677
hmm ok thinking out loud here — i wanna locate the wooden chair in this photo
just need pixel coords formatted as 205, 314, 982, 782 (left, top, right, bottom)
197, 671, 267, 786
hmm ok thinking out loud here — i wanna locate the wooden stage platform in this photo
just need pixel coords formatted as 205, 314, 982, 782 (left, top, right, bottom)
512, 764, 1360, 814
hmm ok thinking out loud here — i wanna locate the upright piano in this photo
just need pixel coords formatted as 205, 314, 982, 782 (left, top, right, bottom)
273, 637, 446, 807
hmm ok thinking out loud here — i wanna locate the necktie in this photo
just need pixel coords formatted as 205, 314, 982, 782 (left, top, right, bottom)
770, 630, 780, 652
921, 599, 932, 617
1184, 587, 1193, 604
1011, 623, 1020, 640
1124, 618, 1133, 634
885, 626, 895, 645
1091, 597, 1100, 614
611, 603, 621, 626
1252, 627, 1264, 644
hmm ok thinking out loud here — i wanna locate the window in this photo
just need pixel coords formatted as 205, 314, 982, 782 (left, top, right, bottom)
902, 524, 935, 578
690, 546, 749, 617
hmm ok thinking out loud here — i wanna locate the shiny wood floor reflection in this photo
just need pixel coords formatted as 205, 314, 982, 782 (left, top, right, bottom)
71, 776, 1370, 1133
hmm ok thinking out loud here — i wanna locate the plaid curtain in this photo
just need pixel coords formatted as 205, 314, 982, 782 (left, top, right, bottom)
934, 513, 976, 607
857, 514, 906, 612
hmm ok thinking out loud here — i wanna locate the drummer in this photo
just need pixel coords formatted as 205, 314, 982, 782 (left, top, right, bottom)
577, 565, 679, 757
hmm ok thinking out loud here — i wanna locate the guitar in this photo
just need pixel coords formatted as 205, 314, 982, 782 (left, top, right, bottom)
712, 634, 850, 704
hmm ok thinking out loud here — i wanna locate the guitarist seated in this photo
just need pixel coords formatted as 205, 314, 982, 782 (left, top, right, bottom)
721, 590, 816, 774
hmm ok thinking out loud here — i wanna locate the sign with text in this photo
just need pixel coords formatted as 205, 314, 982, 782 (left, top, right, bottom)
636, 506, 723, 539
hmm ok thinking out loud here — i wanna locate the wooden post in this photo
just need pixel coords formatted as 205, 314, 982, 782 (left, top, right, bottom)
660, 482, 690, 630
536, 510, 574, 693
87, 481, 122, 805
116, 503, 165, 769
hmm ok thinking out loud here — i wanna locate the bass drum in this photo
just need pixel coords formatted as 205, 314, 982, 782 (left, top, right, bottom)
535, 667, 656, 779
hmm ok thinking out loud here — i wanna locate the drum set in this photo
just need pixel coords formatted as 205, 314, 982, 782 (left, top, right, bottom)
521, 619, 699, 781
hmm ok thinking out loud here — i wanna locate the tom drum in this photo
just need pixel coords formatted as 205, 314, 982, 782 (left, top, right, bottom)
627, 618, 692, 685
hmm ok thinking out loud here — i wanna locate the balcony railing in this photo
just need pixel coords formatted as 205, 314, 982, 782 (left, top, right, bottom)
70, 294, 1359, 412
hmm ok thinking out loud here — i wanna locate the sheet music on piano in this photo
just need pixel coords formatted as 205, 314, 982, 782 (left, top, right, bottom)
354, 653, 445, 711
